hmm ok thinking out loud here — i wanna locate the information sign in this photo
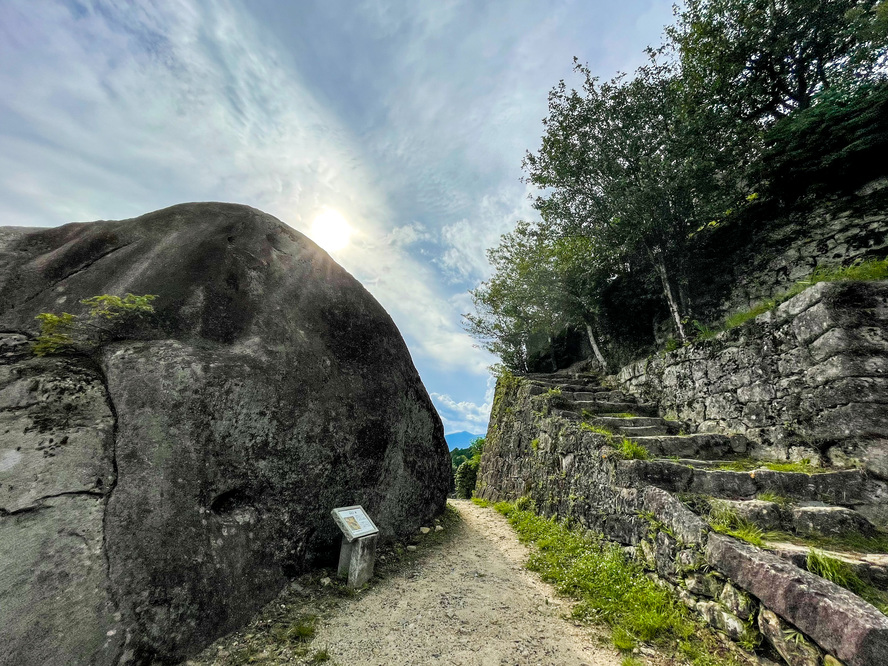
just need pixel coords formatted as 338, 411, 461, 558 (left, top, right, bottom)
331, 505, 379, 542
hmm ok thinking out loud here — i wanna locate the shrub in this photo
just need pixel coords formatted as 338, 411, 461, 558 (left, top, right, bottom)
454, 458, 480, 499
615, 438, 650, 461
33, 293, 157, 356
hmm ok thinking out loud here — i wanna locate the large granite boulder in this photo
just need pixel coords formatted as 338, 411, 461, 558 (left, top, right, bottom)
0, 203, 450, 665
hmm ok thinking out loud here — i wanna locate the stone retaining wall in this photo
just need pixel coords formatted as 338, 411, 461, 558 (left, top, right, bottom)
702, 181, 888, 323
615, 281, 888, 477
478, 376, 888, 666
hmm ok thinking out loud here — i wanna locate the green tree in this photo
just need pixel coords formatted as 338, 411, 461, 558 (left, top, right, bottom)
464, 222, 566, 372
454, 437, 485, 499
464, 221, 613, 372
523, 61, 739, 342
670, 0, 888, 125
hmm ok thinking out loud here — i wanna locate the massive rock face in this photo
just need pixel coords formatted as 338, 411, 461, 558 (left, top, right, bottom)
0, 203, 450, 665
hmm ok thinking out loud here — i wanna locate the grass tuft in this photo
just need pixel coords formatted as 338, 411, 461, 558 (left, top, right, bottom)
310, 648, 332, 664
271, 616, 317, 644
755, 492, 793, 507
471, 497, 490, 508
615, 438, 650, 460
707, 503, 766, 548
580, 422, 615, 437
806, 549, 865, 592
805, 549, 888, 614
717, 458, 825, 474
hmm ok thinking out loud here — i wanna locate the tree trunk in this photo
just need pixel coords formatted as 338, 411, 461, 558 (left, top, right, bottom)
585, 323, 608, 373
646, 245, 687, 342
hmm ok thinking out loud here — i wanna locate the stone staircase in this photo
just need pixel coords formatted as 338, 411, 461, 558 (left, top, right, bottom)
521, 371, 888, 665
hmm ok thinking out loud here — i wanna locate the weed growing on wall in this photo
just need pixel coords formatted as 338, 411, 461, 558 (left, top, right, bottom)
707, 503, 766, 548
615, 438, 650, 460
806, 549, 888, 615
579, 422, 649, 460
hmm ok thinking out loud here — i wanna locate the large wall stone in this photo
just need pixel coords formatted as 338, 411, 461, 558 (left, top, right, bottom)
0, 203, 450, 665
616, 281, 888, 475
696, 182, 888, 325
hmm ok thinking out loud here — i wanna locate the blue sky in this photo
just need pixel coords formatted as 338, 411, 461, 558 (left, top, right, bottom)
0, 0, 676, 435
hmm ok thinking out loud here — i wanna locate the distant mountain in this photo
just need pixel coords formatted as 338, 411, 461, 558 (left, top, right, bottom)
444, 431, 484, 451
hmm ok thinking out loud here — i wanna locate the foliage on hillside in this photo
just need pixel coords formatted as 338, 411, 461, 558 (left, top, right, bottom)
453, 437, 485, 499
466, 0, 888, 373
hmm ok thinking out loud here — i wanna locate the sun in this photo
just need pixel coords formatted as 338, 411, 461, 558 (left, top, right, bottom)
310, 208, 352, 252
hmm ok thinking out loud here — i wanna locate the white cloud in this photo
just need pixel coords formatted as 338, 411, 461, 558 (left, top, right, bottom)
384, 222, 432, 247
430, 375, 496, 434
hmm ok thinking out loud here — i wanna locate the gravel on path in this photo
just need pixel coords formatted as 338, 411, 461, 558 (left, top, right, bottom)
313, 499, 622, 666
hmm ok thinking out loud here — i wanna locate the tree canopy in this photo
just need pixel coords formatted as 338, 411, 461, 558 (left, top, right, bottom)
466, 0, 888, 372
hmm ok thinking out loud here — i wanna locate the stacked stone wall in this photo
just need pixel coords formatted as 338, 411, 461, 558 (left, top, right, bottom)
616, 280, 888, 477
694, 182, 888, 324
478, 374, 888, 666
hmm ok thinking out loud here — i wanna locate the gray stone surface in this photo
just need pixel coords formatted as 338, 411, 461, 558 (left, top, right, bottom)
707, 533, 888, 666
719, 582, 755, 621
757, 609, 821, 666
790, 505, 876, 537
0, 494, 122, 666
0, 203, 450, 665
0, 341, 120, 666
642, 487, 708, 546
716, 499, 784, 531
697, 600, 748, 641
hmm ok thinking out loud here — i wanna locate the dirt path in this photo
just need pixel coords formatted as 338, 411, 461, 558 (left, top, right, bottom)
311, 499, 622, 666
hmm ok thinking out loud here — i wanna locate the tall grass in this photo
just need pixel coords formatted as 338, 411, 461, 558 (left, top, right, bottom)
707, 503, 766, 548
806, 549, 888, 615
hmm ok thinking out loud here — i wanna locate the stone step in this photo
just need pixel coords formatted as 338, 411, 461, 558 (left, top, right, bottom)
706, 533, 888, 665
527, 380, 602, 391
619, 425, 676, 437
633, 435, 746, 460
592, 416, 669, 429
710, 498, 879, 540
615, 460, 888, 523
573, 401, 658, 417
526, 384, 605, 398
767, 541, 888, 590
525, 376, 601, 388
567, 390, 633, 402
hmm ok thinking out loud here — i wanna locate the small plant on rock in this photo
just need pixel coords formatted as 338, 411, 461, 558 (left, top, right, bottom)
708, 502, 766, 547
33, 293, 157, 356
616, 438, 650, 461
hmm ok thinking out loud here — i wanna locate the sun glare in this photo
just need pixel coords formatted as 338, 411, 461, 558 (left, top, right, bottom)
310, 208, 352, 252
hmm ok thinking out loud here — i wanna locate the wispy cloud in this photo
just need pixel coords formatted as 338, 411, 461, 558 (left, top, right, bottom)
437, 186, 538, 284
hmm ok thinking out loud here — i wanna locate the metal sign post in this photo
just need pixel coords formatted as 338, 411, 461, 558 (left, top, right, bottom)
331, 505, 379, 588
